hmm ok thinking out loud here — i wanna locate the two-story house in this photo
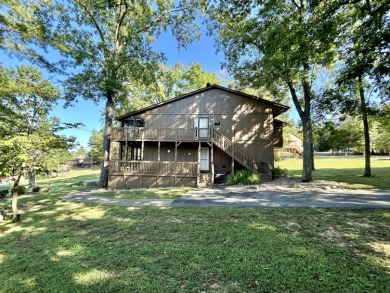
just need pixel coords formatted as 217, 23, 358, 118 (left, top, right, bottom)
108, 85, 289, 189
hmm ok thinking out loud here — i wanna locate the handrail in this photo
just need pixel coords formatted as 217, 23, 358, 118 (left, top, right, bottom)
109, 160, 198, 175
111, 127, 211, 141
212, 129, 259, 174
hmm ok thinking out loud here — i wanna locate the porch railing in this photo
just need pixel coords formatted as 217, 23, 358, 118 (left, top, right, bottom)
111, 127, 211, 141
109, 160, 198, 175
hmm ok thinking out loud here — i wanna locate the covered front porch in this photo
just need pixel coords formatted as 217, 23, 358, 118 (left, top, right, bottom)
108, 140, 216, 189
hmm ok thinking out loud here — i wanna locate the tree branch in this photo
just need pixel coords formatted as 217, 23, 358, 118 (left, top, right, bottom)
79, 1, 106, 44
136, 6, 184, 34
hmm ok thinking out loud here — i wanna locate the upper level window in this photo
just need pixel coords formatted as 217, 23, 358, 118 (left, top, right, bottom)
124, 117, 144, 128
194, 117, 209, 138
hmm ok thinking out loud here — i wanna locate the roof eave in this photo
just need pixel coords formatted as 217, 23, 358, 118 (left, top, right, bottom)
116, 84, 290, 121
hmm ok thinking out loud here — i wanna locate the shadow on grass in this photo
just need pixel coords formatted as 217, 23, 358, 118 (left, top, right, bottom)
1, 167, 389, 291
285, 166, 390, 190
1, 199, 390, 292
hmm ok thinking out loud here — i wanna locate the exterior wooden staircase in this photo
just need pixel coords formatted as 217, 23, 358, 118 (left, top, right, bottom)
211, 130, 272, 180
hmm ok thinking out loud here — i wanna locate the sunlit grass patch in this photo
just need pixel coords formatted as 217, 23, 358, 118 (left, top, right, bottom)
277, 157, 390, 189
1, 167, 390, 292
74, 269, 114, 285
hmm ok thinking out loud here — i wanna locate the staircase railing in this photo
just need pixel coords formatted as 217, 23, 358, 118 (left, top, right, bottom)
212, 130, 259, 174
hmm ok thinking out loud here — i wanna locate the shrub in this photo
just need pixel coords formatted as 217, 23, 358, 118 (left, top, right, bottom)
74, 181, 85, 186
32, 186, 40, 192
17, 186, 27, 195
0, 189, 9, 199
225, 170, 260, 185
273, 166, 289, 179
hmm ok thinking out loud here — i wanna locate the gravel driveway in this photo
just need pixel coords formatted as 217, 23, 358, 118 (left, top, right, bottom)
63, 187, 390, 209
172, 187, 390, 208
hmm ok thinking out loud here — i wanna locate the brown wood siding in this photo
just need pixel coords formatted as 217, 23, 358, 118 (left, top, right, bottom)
121, 89, 276, 165
213, 147, 232, 173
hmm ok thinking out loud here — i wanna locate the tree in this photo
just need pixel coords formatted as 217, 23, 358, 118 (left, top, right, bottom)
315, 119, 362, 154
118, 62, 221, 113
319, 0, 389, 176
209, 1, 339, 181
88, 129, 103, 163
0, 0, 62, 71
0, 65, 75, 220
45, 0, 207, 187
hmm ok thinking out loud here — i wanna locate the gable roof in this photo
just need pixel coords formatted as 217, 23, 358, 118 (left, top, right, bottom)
116, 84, 290, 120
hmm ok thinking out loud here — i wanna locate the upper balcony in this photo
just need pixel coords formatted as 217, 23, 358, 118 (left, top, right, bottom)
111, 127, 212, 142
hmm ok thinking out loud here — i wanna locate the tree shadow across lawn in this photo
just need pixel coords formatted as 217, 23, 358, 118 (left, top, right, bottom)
1, 201, 389, 292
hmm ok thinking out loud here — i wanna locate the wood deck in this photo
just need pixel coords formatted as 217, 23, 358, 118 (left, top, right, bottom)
109, 160, 198, 176
111, 127, 212, 142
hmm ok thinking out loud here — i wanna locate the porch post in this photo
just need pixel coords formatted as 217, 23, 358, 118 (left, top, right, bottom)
231, 120, 235, 175
197, 142, 201, 186
211, 143, 214, 185
125, 128, 128, 160
158, 141, 161, 175
175, 142, 178, 162
141, 137, 144, 161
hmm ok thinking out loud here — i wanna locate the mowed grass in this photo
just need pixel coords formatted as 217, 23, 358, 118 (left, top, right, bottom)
277, 156, 390, 190
0, 168, 390, 292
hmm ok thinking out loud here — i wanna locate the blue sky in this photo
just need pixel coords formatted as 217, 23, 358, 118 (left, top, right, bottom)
2, 29, 296, 151
1, 31, 226, 150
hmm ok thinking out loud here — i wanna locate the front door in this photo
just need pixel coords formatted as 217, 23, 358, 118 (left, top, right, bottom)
194, 117, 209, 138
200, 148, 209, 171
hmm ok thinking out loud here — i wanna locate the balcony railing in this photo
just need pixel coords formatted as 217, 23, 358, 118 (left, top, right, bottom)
111, 127, 211, 141
109, 160, 198, 175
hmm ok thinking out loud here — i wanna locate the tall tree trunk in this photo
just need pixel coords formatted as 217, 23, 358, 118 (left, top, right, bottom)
287, 79, 313, 182
99, 94, 114, 188
28, 170, 36, 192
358, 75, 371, 177
11, 169, 23, 221
301, 116, 313, 182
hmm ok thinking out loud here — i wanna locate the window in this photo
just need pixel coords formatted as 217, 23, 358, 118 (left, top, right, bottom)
194, 117, 209, 138
131, 147, 142, 161
124, 117, 144, 127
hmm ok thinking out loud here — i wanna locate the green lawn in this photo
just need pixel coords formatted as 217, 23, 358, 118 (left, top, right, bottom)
277, 156, 390, 190
1, 168, 390, 292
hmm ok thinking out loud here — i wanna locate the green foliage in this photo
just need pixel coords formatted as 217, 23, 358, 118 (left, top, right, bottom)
315, 119, 362, 152
118, 62, 222, 113
225, 170, 260, 185
0, 65, 77, 219
32, 186, 40, 192
88, 130, 103, 162
0, 0, 57, 69
210, 1, 341, 182
272, 166, 289, 179
0, 66, 75, 177
47, 0, 207, 187
17, 185, 26, 195
0, 189, 9, 199
74, 181, 85, 187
